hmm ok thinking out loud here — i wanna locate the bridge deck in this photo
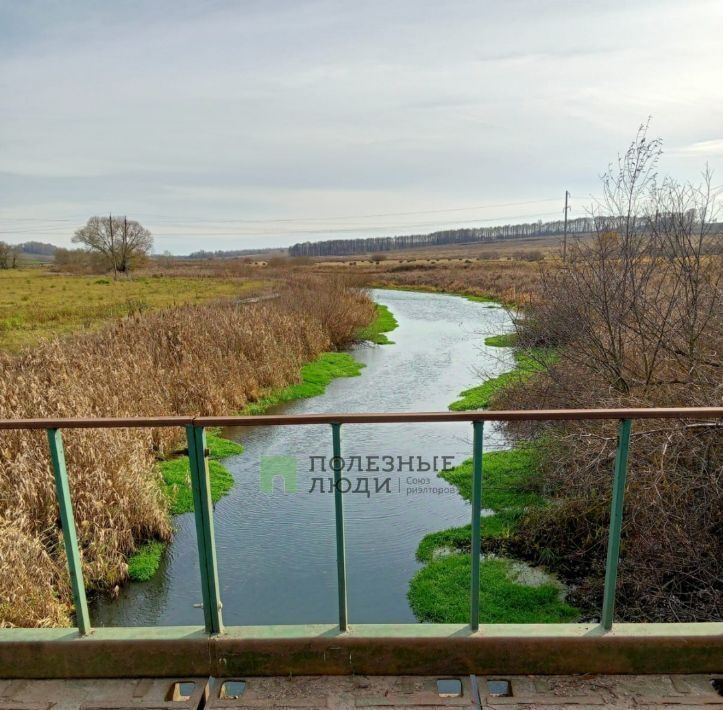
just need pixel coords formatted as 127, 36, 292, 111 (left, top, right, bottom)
1, 674, 721, 708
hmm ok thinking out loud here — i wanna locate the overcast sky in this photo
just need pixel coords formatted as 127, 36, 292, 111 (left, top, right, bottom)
1, 0, 722, 253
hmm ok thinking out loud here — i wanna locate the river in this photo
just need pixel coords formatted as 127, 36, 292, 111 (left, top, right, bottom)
93, 289, 514, 627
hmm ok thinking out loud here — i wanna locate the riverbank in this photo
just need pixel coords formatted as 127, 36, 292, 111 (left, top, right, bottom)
128, 433, 244, 581
127, 302, 400, 582
408, 331, 578, 624
356, 304, 398, 344
0, 276, 378, 627
449, 335, 554, 410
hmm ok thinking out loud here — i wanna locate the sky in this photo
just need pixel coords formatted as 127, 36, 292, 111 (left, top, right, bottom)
1, 0, 722, 254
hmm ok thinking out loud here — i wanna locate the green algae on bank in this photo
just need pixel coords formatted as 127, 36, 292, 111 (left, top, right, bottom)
242, 301, 399, 414
408, 446, 578, 624
408, 554, 577, 624
127, 433, 243, 581
449, 346, 552, 411
414, 447, 544, 564
484, 333, 517, 347
159, 433, 242, 516
127, 541, 165, 583
356, 303, 399, 344
242, 352, 365, 415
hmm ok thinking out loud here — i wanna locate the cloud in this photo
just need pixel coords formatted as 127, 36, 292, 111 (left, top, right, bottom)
672, 139, 723, 157
1, 0, 722, 252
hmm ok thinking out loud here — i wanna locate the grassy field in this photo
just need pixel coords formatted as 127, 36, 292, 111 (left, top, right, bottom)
0, 267, 268, 350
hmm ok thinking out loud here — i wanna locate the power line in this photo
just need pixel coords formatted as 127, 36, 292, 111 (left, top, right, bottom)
0, 196, 561, 227
135, 197, 563, 225
1, 208, 566, 240
144, 211, 565, 238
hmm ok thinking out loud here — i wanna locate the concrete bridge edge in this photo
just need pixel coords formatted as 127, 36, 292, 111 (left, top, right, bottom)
1, 629, 721, 678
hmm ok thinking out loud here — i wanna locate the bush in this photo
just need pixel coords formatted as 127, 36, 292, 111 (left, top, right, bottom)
496, 125, 722, 621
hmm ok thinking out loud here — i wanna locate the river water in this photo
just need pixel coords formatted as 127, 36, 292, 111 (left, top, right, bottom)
93, 289, 514, 627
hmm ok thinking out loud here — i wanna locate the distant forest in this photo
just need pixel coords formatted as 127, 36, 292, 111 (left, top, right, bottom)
186, 247, 282, 259
289, 216, 596, 257
15, 241, 58, 256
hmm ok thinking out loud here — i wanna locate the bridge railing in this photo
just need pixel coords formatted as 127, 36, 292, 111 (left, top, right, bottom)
1, 407, 721, 639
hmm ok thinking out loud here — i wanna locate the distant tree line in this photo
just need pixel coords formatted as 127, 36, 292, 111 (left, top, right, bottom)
287, 215, 662, 257
186, 247, 282, 259
17, 241, 57, 256
0, 240, 57, 268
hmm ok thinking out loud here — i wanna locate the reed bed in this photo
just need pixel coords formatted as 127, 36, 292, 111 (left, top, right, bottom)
0, 276, 374, 627
344, 259, 543, 305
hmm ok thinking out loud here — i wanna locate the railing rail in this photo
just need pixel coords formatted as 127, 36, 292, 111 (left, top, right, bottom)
1, 407, 721, 641
0, 406, 720, 430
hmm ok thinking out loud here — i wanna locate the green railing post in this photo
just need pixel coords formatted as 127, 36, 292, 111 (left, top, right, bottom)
601, 418, 633, 630
186, 425, 224, 635
331, 422, 348, 631
46, 428, 91, 635
470, 420, 484, 631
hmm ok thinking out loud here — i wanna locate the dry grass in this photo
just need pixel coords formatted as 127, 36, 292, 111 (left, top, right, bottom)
144, 239, 554, 306
0, 275, 374, 627
333, 258, 543, 305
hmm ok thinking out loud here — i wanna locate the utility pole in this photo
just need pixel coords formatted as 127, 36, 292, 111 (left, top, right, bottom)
562, 190, 570, 262
122, 216, 128, 274
109, 212, 117, 279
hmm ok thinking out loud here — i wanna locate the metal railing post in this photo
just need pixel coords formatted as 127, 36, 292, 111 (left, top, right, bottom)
470, 420, 484, 631
601, 418, 633, 630
331, 422, 348, 631
186, 425, 224, 634
46, 428, 91, 635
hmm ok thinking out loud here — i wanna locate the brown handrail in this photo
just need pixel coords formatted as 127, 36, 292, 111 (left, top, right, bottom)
0, 407, 721, 430
0, 416, 194, 430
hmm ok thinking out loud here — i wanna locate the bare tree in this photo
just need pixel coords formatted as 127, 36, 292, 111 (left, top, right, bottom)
524, 120, 721, 397
72, 215, 152, 277
118, 217, 152, 273
503, 122, 722, 622
0, 241, 19, 269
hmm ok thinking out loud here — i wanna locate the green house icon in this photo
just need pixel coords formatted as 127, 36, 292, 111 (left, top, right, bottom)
260, 456, 298, 494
